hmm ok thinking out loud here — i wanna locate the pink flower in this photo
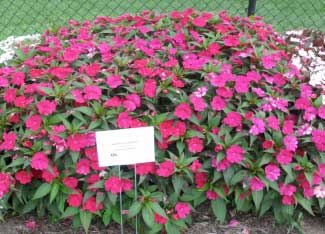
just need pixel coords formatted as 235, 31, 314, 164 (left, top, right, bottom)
314, 186, 325, 198
276, 149, 293, 165
171, 121, 187, 137
295, 97, 311, 110
104, 96, 122, 108
264, 164, 280, 181
67, 190, 83, 207
235, 76, 249, 93
117, 112, 133, 129
223, 111, 242, 128
267, 116, 280, 130
14, 96, 33, 108
4, 88, 17, 103
63, 177, 78, 189
189, 160, 202, 172
282, 195, 296, 205
318, 164, 325, 177
206, 189, 219, 200
31, 152, 49, 170
0, 132, 16, 150
189, 94, 207, 112
83, 85, 102, 100
37, 100, 57, 115
282, 120, 294, 135
193, 86, 208, 97
156, 161, 175, 177
82, 196, 103, 213
249, 118, 265, 135
261, 53, 281, 69
211, 96, 226, 111
25, 221, 39, 230
62, 48, 79, 63
312, 130, 325, 152
212, 158, 231, 171
283, 135, 298, 151
105, 176, 122, 194
0, 173, 11, 198
250, 176, 265, 191
76, 159, 90, 175
85, 63, 100, 77
26, 115, 42, 131
226, 145, 244, 163
15, 170, 32, 184
52, 125, 66, 134
279, 183, 296, 196
224, 35, 240, 47
195, 172, 207, 189
174, 103, 192, 120
106, 74, 123, 88
12, 72, 25, 86
192, 16, 208, 27
175, 202, 191, 219
71, 89, 85, 103
186, 137, 203, 153
135, 162, 156, 175
143, 79, 157, 98
154, 213, 168, 224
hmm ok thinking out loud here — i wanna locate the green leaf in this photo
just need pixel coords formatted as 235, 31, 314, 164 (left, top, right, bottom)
74, 106, 94, 116
211, 199, 227, 223
80, 210, 92, 234
165, 221, 180, 234
151, 202, 167, 218
252, 190, 264, 211
128, 201, 143, 218
142, 205, 154, 227
102, 209, 112, 226
230, 170, 244, 185
172, 175, 184, 197
49, 183, 59, 204
33, 183, 51, 200
62, 207, 79, 218
295, 193, 314, 216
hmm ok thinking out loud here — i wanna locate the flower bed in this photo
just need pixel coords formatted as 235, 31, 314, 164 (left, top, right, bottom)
0, 9, 324, 233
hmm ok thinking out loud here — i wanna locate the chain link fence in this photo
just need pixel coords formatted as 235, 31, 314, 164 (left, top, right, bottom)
0, 0, 324, 40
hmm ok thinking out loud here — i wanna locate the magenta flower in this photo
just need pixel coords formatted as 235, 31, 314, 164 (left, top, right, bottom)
283, 135, 298, 151
265, 164, 280, 181
249, 176, 265, 191
226, 145, 244, 163
174, 103, 192, 120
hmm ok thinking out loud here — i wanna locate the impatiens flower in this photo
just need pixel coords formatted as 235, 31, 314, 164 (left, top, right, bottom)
76, 159, 90, 175
193, 86, 208, 97
36, 100, 57, 115
264, 164, 280, 181
25, 221, 39, 230
186, 137, 203, 153
195, 172, 207, 189
318, 106, 325, 119
106, 74, 123, 88
15, 170, 32, 184
283, 135, 298, 151
104, 96, 122, 108
143, 79, 157, 98
85, 63, 100, 77
262, 140, 274, 150
63, 177, 78, 189
105, 176, 122, 194
223, 35, 240, 47
261, 53, 281, 69
83, 85, 102, 100
282, 120, 294, 135
67, 190, 83, 207
135, 162, 156, 175
318, 164, 325, 177
314, 186, 325, 198
154, 213, 168, 224
226, 145, 244, 163
117, 112, 133, 129
223, 111, 242, 128
249, 118, 265, 135
0, 173, 11, 199
206, 189, 219, 200
174, 103, 192, 120
30, 152, 49, 170
156, 161, 175, 177
62, 48, 79, 63
189, 160, 202, 172
276, 149, 293, 165
282, 195, 296, 205
42, 165, 59, 183
82, 196, 103, 213
295, 97, 311, 110
212, 158, 231, 171
4, 88, 17, 103
279, 183, 296, 196
189, 94, 207, 112
249, 176, 265, 191
175, 202, 191, 219
312, 130, 325, 151
211, 95, 226, 111
26, 115, 42, 131
267, 116, 280, 130
0, 132, 16, 150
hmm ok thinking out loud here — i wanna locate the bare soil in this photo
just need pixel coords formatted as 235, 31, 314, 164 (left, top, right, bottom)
0, 207, 324, 234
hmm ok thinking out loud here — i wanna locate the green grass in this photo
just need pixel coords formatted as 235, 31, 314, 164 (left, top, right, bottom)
0, 0, 324, 40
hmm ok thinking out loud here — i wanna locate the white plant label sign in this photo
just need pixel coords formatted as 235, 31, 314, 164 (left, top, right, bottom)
96, 126, 155, 167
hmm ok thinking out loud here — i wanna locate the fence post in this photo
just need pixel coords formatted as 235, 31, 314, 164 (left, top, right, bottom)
247, 0, 257, 16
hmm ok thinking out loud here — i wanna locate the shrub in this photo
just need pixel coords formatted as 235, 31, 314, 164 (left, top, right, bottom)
0, 9, 324, 233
